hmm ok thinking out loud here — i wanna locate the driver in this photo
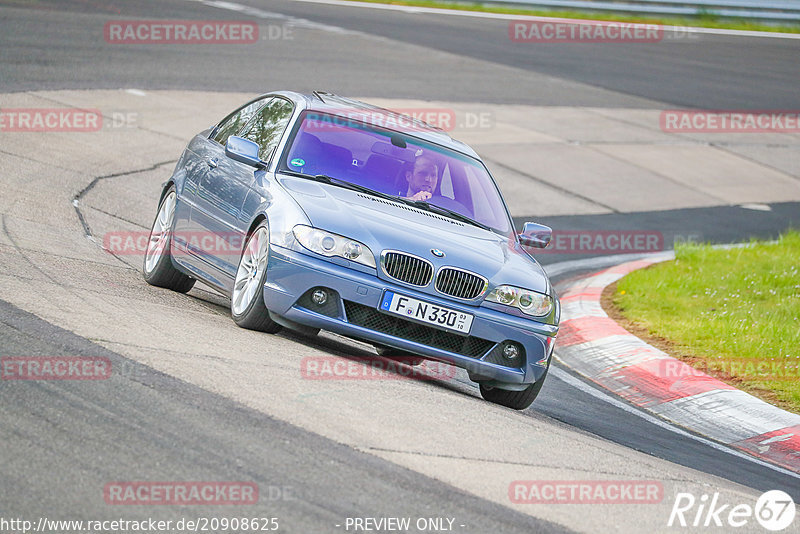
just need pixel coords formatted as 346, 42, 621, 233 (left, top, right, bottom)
404, 154, 438, 202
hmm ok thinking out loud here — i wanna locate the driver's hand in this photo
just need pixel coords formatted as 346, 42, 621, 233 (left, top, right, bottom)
408, 191, 432, 202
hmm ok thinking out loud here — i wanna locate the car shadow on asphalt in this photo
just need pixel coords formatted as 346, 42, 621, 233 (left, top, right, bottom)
183, 282, 489, 403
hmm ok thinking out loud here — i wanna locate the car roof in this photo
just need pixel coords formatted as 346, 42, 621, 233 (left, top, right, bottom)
266, 90, 480, 159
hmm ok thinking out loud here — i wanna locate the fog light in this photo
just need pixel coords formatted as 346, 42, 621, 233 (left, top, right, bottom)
502, 343, 521, 360
312, 289, 328, 305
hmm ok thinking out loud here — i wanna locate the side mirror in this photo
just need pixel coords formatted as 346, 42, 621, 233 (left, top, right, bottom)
519, 222, 552, 249
225, 136, 263, 168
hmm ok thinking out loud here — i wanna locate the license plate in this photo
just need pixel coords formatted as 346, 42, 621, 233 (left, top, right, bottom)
379, 291, 473, 334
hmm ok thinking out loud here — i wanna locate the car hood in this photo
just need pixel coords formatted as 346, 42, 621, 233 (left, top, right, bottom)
279, 175, 550, 295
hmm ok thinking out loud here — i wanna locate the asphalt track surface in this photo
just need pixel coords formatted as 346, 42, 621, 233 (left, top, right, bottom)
1, 0, 799, 532
0, 299, 566, 533
1, 0, 798, 109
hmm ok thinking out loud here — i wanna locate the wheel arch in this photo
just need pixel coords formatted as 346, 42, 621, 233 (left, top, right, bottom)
247, 213, 268, 238
158, 181, 176, 205
236, 213, 271, 258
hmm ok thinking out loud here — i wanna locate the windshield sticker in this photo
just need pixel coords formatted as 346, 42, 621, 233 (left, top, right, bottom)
290, 157, 305, 167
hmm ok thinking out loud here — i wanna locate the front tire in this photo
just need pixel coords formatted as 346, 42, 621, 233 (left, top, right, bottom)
479, 370, 548, 410
143, 187, 195, 293
231, 222, 282, 333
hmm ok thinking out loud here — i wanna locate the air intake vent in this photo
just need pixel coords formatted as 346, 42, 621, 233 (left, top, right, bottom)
435, 268, 487, 300
344, 301, 494, 359
356, 194, 464, 226
381, 251, 433, 287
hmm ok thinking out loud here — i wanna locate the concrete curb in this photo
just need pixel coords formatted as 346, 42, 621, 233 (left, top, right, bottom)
555, 254, 800, 473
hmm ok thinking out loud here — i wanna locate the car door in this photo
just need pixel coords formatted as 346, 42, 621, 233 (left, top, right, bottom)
180, 96, 270, 285
172, 134, 209, 244
193, 97, 295, 288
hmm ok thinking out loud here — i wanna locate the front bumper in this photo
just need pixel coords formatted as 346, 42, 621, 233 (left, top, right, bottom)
263, 245, 557, 385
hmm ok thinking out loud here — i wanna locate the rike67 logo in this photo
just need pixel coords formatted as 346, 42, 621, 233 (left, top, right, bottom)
668, 490, 795, 531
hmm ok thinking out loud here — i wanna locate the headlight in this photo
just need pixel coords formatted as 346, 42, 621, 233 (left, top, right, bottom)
293, 225, 376, 269
486, 285, 553, 317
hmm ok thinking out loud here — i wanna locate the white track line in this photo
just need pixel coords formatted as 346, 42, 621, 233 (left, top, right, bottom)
291, 0, 800, 40
543, 251, 674, 278
190, 0, 362, 34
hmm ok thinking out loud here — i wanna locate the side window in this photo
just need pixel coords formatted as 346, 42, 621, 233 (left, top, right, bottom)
239, 98, 295, 161
212, 98, 268, 145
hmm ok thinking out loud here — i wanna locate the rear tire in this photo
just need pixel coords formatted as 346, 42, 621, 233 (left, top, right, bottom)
231, 222, 282, 334
479, 370, 548, 410
143, 186, 195, 293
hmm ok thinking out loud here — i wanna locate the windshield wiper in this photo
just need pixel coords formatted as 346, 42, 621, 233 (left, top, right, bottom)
403, 199, 491, 231
308, 174, 400, 203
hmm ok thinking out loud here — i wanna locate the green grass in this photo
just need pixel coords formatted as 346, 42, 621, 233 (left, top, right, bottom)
347, 0, 800, 33
612, 231, 800, 413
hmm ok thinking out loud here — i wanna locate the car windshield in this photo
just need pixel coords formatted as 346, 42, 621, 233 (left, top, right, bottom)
279, 111, 511, 234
